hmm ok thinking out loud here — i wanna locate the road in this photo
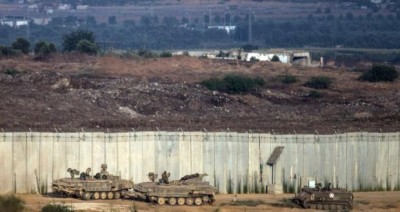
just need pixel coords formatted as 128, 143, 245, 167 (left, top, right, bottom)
18, 192, 400, 211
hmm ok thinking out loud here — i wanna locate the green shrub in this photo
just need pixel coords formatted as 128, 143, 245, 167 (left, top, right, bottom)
0, 194, 25, 212
250, 56, 260, 62
34, 41, 57, 57
138, 49, 158, 58
201, 74, 265, 94
3, 68, 22, 76
41, 204, 73, 212
307, 90, 323, 98
159, 51, 172, 58
277, 74, 298, 84
216, 50, 229, 58
201, 78, 225, 91
11, 37, 30, 54
271, 55, 280, 62
76, 39, 98, 55
304, 76, 332, 89
62, 30, 95, 52
0, 46, 20, 57
359, 64, 399, 82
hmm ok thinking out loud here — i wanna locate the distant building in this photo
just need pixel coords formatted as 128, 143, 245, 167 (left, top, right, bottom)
0, 16, 30, 28
76, 5, 89, 10
58, 4, 71, 10
243, 50, 311, 65
370, 0, 383, 4
208, 25, 236, 34
27, 4, 38, 10
180, 49, 311, 66
33, 17, 51, 25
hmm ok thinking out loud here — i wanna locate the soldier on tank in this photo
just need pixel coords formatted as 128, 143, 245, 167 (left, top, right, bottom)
161, 171, 170, 184
101, 164, 109, 175
148, 172, 157, 182
79, 168, 92, 180
67, 168, 80, 179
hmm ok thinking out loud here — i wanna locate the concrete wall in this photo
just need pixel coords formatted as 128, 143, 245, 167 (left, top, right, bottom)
0, 132, 399, 194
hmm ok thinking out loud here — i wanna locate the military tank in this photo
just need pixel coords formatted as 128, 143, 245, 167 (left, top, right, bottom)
292, 183, 354, 210
127, 171, 217, 206
52, 164, 134, 200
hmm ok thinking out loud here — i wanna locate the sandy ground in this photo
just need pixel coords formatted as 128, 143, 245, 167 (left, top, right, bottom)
16, 192, 400, 212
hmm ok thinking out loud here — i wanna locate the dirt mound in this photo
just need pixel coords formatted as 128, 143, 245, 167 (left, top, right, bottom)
0, 55, 399, 133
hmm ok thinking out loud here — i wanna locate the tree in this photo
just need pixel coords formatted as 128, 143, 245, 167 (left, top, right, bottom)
34, 41, 56, 57
123, 20, 136, 27
213, 15, 221, 25
204, 15, 210, 25
11, 37, 30, 54
346, 12, 354, 21
359, 64, 399, 82
76, 39, 98, 55
108, 16, 117, 25
85, 16, 97, 26
271, 55, 280, 62
324, 8, 331, 14
62, 30, 95, 52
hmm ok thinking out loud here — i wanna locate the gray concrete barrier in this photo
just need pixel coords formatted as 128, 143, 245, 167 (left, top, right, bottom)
0, 132, 399, 194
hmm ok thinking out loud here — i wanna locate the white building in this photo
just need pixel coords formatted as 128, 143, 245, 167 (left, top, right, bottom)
0, 17, 30, 28
370, 0, 383, 4
208, 25, 236, 34
244, 52, 290, 63
33, 18, 51, 26
76, 5, 89, 10
58, 4, 71, 10
243, 51, 311, 65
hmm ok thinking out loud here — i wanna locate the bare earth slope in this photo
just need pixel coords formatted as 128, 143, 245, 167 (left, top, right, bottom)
0, 54, 399, 133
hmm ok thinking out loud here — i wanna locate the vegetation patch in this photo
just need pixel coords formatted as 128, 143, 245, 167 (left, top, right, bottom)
220, 199, 267, 207
159, 51, 172, 58
271, 55, 280, 62
355, 200, 370, 205
3, 68, 23, 77
306, 90, 323, 98
266, 198, 296, 208
277, 74, 298, 84
0, 46, 20, 57
380, 204, 397, 209
359, 64, 399, 82
41, 204, 74, 212
201, 74, 265, 94
304, 76, 332, 89
0, 194, 25, 212
137, 49, 158, 58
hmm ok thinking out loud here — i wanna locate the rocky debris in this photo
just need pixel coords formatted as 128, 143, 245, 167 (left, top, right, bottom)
0, 56, 399, 133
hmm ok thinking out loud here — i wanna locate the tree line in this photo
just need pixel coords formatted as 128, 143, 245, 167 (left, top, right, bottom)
1, 12, 400, 52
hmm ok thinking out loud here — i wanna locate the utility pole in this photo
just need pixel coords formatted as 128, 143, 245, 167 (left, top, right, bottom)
209, 6, 212, 26
26, 8, 30, 42
248, 11, 252, 44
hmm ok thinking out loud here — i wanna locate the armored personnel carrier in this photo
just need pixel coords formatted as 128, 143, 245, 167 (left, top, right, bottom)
52, 164, 133, 200
292, 183, 354, 210
127, 172, 217, 206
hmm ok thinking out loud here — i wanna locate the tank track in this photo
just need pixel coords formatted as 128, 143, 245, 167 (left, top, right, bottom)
294, 200, 352, 210
148, 195, 215, 206
56, 189, 129, 200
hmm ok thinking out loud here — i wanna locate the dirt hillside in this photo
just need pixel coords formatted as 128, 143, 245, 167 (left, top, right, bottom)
0, 54, 399, 133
